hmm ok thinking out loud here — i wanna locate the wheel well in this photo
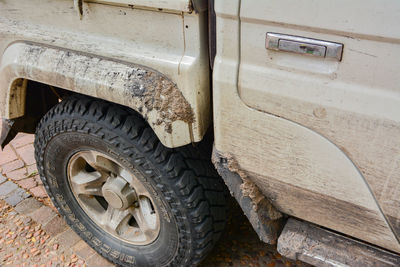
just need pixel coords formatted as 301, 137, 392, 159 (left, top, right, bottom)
9, 80, 61, 134
3, 80, 149, 145
3, 78, 207, 149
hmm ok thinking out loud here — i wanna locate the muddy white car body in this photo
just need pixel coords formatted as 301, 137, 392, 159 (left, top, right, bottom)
1, 0, 400, 266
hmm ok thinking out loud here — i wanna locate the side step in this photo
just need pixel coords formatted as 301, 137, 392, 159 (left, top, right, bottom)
278, 219, 400, 267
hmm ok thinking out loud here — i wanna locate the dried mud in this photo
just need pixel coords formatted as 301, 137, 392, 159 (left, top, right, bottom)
225, 154, 282, 221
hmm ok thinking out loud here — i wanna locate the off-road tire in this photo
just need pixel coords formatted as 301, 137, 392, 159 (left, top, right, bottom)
34, 96, 228, 266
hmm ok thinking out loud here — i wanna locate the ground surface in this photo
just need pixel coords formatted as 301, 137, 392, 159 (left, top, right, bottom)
0, 131, 307, 267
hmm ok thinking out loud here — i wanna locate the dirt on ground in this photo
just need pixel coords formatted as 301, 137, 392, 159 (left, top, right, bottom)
0, 200, 86, 267
201, 201, 310, 267
0, 197, 310, 267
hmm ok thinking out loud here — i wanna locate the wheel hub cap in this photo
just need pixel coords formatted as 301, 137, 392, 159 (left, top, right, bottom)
102, 176, 137, 210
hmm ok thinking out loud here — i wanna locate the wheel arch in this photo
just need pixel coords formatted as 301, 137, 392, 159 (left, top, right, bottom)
0, 42, 196, 148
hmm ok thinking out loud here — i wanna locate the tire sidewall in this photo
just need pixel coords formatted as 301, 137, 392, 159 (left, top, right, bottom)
41, 130, 182, 266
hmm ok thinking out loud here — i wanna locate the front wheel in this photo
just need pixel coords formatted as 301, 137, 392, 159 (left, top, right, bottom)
34, 96, 228, 266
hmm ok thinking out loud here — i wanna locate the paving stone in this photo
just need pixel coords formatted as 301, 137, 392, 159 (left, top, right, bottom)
15, 197, 43, 214
10, 134, 35, 148
72, 240, 97, 259
35, 175, 43, 185
86, 253, 114, 267
0, 173, 6, 184
27, 165, 38, 176
0, 159, 25, 173
0, 181, 18, 199
54, 228, 82, 248
4, 187, 31, 206
30, 185, 48, 198
0, 145, 18, 165
6, 167, 28, 181
29, 205, 57, 225
0, 199, 91, 266
16, 144, 36, 165
43, 215, 68, 236
16, 177, 37, 190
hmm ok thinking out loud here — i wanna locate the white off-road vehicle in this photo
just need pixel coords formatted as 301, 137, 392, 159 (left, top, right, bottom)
1, 1, 400, 266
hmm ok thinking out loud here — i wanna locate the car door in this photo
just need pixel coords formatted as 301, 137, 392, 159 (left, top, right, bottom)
213, 0, 400, 252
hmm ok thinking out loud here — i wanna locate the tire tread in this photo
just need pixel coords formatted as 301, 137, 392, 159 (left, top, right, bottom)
34, 95, 228, 266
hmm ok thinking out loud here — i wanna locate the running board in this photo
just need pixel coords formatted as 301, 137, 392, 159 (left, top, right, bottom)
278, 219, 400, 267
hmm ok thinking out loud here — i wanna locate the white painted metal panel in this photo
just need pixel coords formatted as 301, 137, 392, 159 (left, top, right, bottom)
238, 0, 400, 248
0, 0, 210, 148
213, 0, 400, 253
89, 0, 193, 12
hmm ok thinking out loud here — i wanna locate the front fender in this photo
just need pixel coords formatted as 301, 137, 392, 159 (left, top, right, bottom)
0, 42, 195, 147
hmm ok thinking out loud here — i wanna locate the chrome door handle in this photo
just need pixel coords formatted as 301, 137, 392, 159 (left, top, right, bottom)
266, 33, 343, 61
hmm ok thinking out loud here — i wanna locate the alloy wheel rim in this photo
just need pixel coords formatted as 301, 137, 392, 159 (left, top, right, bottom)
67, 150, 160, 245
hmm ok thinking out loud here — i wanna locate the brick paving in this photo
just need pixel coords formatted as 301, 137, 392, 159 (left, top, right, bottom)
0, 130, 306, 267
0, 125, 51, 203
0, 133, 114, 267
